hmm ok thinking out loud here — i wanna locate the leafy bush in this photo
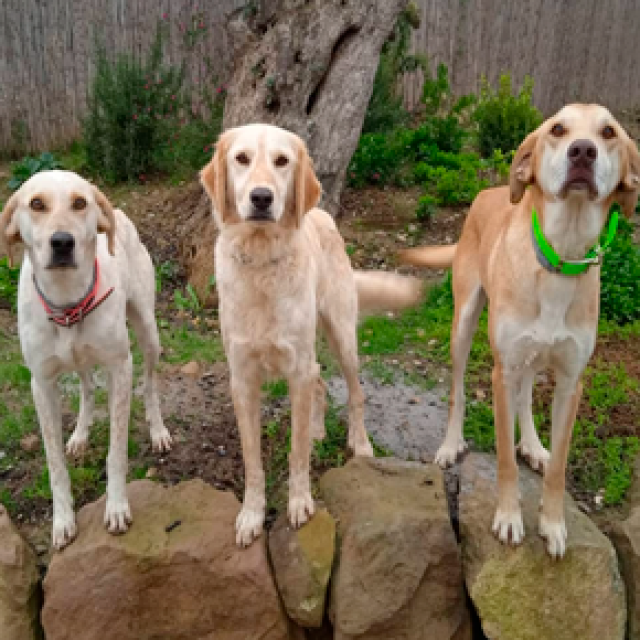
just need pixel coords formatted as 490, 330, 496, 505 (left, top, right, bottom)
347, 129, 414, 187
472, 74, 542, 157
600, 217, 640, 324
8, 152, 62, 191
0, 258, 20, 310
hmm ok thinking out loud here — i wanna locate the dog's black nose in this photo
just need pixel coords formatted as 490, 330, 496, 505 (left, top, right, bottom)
50, 231, 75, 254
250, 188, 274, 211
567, 139, 597, 166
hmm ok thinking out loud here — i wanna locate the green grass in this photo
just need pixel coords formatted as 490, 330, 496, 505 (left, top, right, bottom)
161, 326, 224, 364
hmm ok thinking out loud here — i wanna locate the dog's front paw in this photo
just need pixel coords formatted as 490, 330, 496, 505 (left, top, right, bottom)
288, 493, 315, 529
492, 507, 525, 545
104, 499, 132, 534
518, 440, 550, 474
235, 507, 265, 548
66, 431, 89, 457
539, 514, 567, 559
150, 425, 173, 453
52, 512, 78, 550
434, 437, 467, 468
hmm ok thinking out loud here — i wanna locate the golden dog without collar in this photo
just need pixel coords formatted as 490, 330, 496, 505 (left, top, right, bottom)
201, 123, 422, 546
401, 104, 640, 558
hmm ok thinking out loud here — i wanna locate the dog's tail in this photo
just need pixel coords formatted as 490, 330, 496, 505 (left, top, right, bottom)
354, 271, 424, 316
397, 244, 458, 269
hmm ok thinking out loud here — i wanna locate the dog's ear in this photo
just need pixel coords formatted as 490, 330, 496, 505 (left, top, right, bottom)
616, 137, 640, 218
0, 192, 22, 267
201, 133, 230, 222
295, 142, 322, 226
92, 187, 116, 256
509, 129, 539, 204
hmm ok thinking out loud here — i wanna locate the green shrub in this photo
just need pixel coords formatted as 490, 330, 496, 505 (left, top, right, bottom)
472, 74, 542, 157
7, 152, 62, 191
0, 258, 20, 309
600, 217, 640, 324
83, 27, 185, 182
362, 4, 424, 134
416, 194, 437, 221
423, 164, 488, 207
347, 129, 413, 187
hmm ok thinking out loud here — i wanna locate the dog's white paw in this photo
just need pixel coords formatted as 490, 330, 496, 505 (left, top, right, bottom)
235, 507, 265, 548
66, 431, 89, 457
150, 426, 173, 453
435, 437, 468, 468
492, 507, 525, 545
104, 499, 132, 534
539, 515, 567, 559
288, 493, 315, 529
518, 439, 550, 474
52, 512, 78, 550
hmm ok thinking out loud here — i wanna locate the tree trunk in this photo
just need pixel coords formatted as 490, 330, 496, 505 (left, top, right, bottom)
222, 0, 409, 214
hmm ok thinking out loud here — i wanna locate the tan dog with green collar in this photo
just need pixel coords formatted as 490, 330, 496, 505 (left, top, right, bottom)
401, 104, 640, 558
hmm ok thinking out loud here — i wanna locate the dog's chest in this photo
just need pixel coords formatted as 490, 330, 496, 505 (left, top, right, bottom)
496, 277, 596, 376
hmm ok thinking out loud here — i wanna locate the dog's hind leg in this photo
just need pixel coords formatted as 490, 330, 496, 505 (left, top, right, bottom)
231, 364, 266, 547
310, 374, 327, 442
32, 375, 77, 550
539, 376, 582, 559
66, 370, 94, 457
516, 369, 550, 473
288, 369, 317, 528
435, 272, 485, 468
320, 301, 373, 458
128, 304, 172, 453
104, 354, 133, 534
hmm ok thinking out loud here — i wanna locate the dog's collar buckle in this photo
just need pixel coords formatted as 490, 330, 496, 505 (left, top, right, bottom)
33, 259, 115, 328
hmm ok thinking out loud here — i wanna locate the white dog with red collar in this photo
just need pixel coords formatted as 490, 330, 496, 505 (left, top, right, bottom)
0, 170, 171, 550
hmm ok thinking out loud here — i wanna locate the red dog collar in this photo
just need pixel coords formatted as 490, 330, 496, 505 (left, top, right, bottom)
33, 259, 114, 327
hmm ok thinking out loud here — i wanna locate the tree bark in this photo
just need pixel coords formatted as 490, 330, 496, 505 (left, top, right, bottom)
222, 0, 409, 214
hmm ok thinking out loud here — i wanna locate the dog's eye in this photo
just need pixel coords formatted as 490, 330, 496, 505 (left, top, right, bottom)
602, 125, 616, 140
72, 197, 87, 211
30, 197, 46, 212
550, 123, 565, 137
274, 155, 289, 168
236, 152, 250, 166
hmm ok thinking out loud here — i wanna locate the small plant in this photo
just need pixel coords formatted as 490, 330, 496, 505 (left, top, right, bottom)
600, 217, 640, 324
174, 284, 202, 314
0, 258, 20, 310
472, 74, 543, 157
362, 3, 424, 135
155, 260, 179, 293
84, 25, 185, 182
8, 152, 62, 191
416, 194, 437, 221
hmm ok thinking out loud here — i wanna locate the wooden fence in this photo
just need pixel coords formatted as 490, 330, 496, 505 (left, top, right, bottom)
2, 0, 640, 153
403, 0, 640, 116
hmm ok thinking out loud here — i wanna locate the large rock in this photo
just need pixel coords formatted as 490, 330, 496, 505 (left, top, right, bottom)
611, 510, 640, 639
269, 508, 336, 628
460, 453, 626, 640
42, 480, 288, 640
610, 456, 640, 639
320, 456, 471, 640
0, 505, 42, 640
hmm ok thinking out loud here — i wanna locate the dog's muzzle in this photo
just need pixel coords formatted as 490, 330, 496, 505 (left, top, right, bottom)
48, 231, 76, 268
561, 139, 598, 197
247, 187, 275, 222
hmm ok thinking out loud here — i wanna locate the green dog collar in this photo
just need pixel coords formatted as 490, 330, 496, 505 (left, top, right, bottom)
531, 205, 619, 276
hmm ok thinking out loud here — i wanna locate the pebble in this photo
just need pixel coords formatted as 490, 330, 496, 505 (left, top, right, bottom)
20, 433, 41, 453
